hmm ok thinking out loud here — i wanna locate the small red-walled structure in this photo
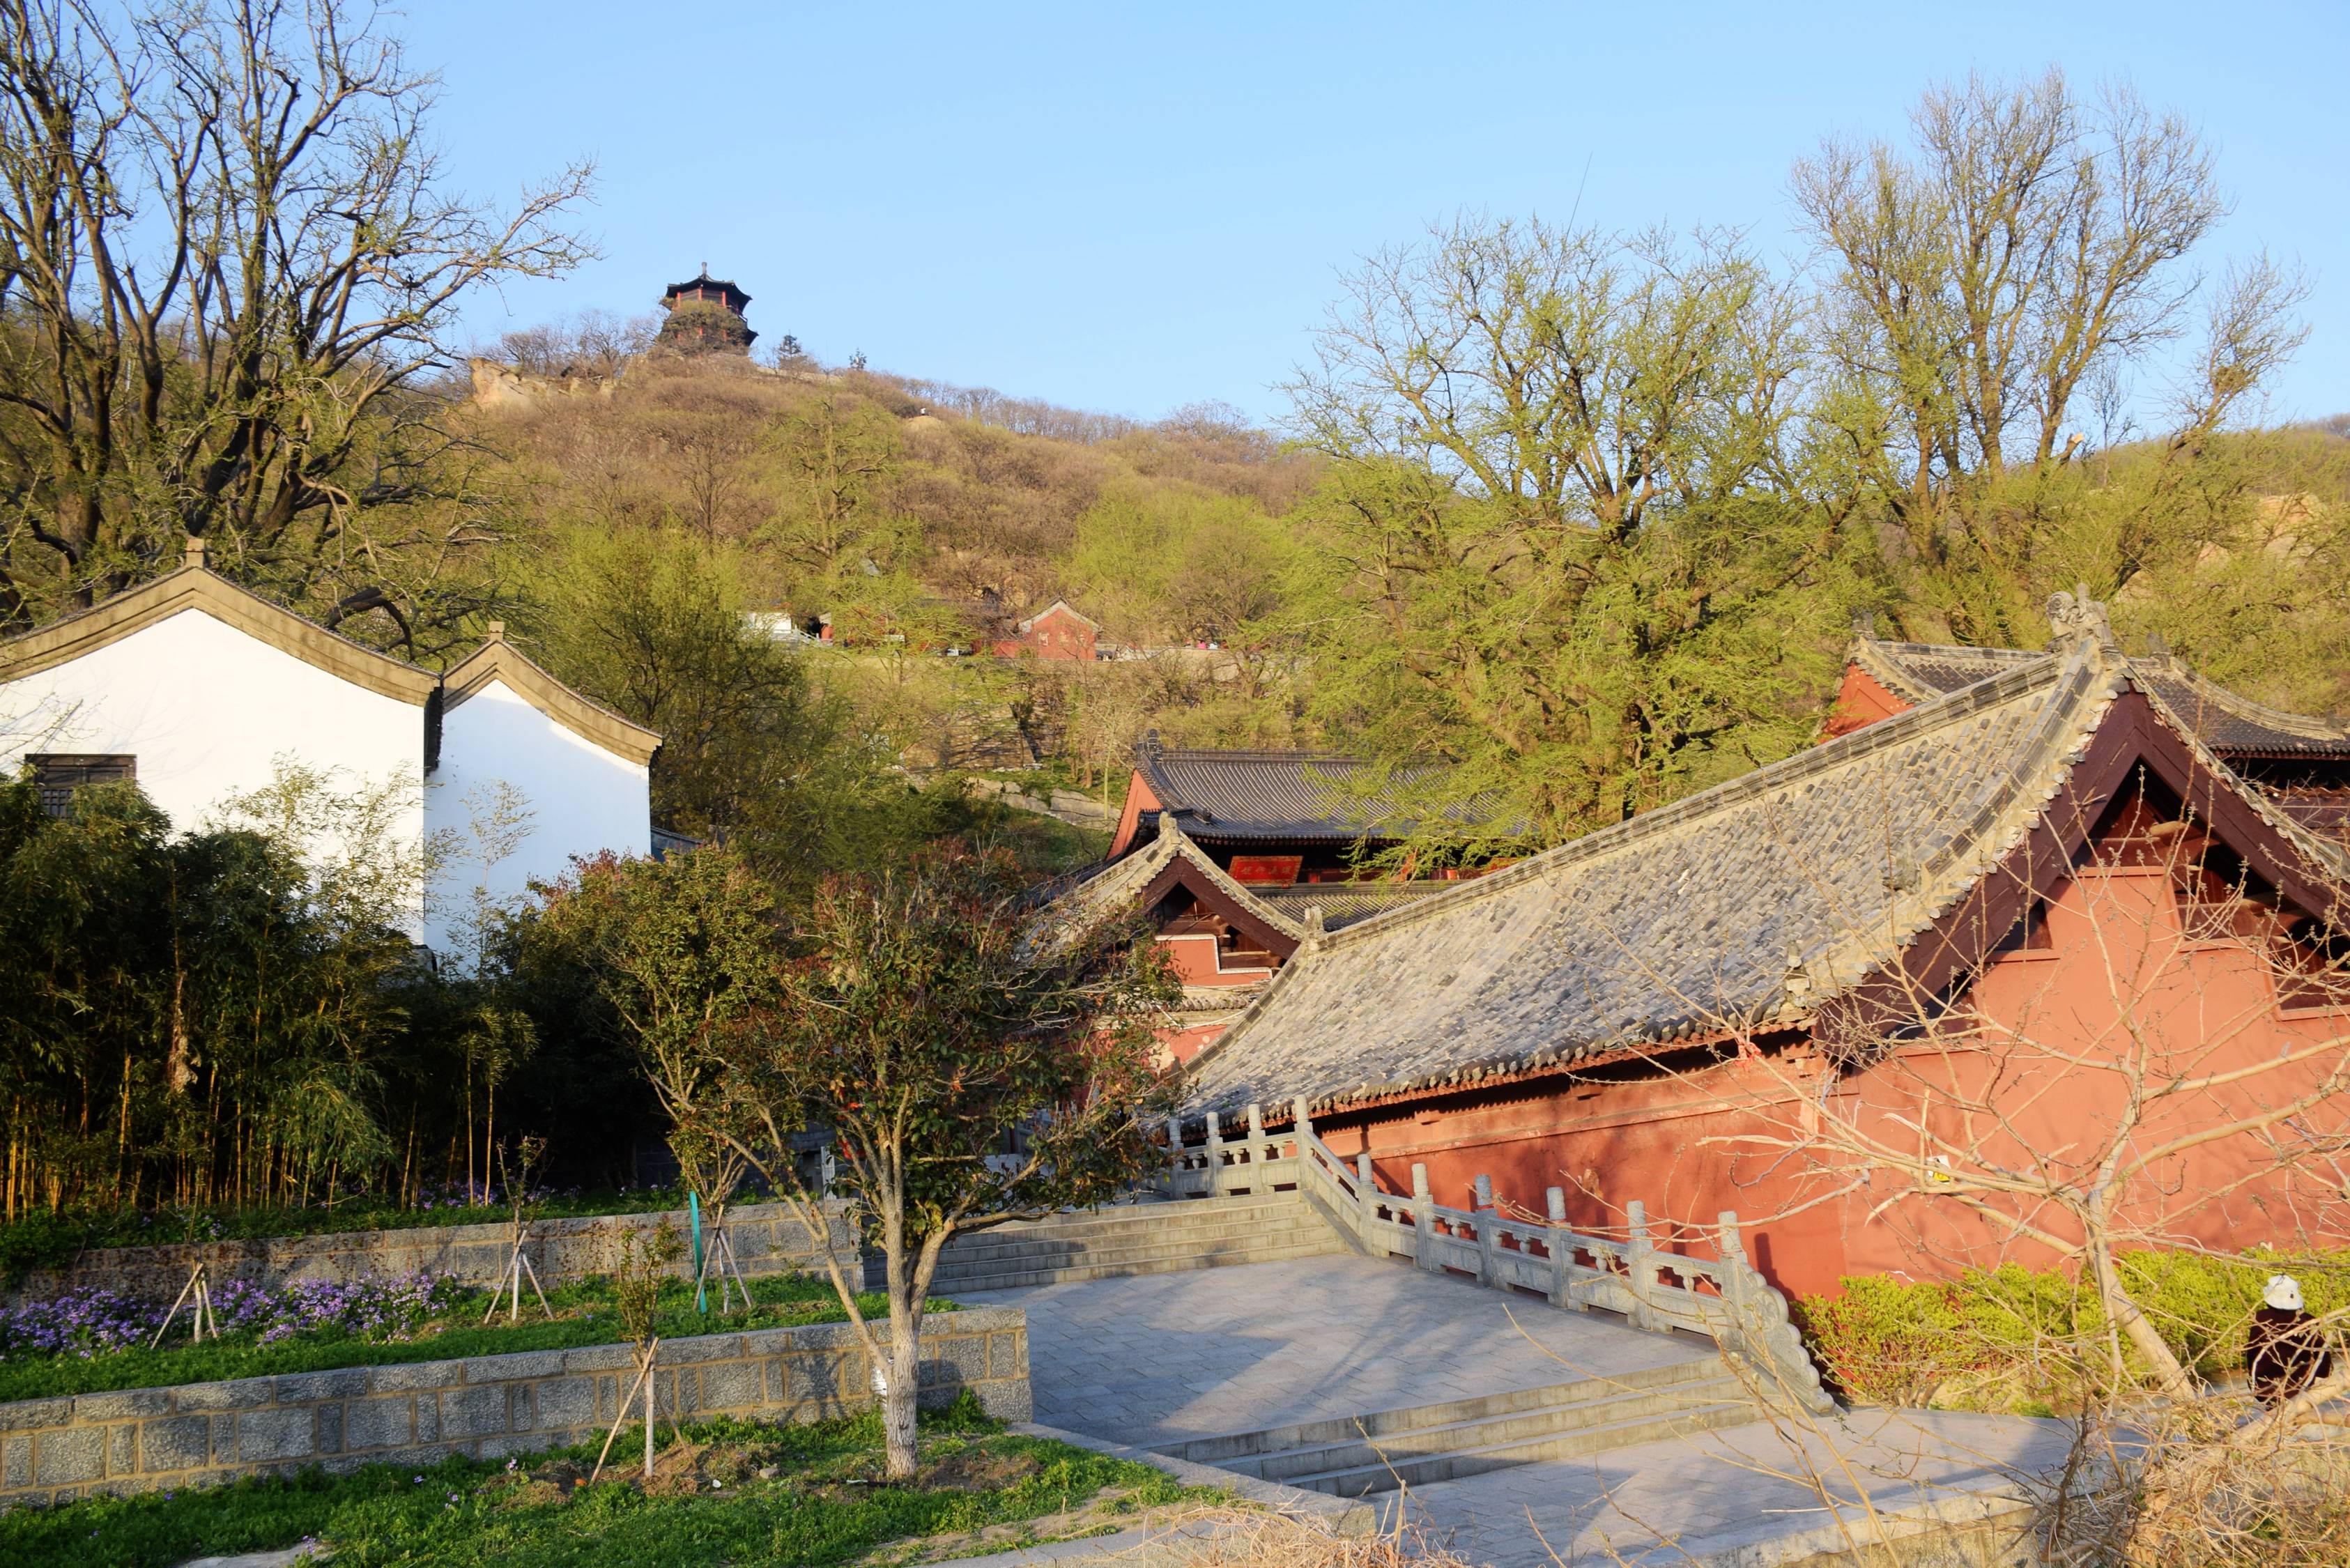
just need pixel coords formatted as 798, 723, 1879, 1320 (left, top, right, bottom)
993, 601, 1100, 661
1176, 599, 2350, 1302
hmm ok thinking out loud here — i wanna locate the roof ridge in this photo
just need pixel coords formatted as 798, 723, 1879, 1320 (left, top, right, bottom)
442, 633, 662, 763
1306, 651, 2075, 955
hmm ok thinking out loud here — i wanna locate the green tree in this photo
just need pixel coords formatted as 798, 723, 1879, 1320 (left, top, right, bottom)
1793, 68, 2309, 647
1281, 215, 1852, 849
684, 845, 1178, 1479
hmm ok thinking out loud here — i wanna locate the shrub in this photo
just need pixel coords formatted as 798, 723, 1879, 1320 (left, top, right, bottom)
1796, 1247, 2350, 1408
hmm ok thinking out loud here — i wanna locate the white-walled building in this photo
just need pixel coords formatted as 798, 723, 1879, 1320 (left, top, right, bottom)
0, 541, 661, 953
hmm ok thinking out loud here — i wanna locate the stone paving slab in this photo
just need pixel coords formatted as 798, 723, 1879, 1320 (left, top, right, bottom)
960, 1255, 1712, 1449
1374, 1408, 2074, 1568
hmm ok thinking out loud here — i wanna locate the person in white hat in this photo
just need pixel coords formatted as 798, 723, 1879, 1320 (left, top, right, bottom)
2248, 1275, 2331, 1407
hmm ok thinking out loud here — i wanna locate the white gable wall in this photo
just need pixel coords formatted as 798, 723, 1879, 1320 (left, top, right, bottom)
426, 677, 651, 954
0, 606, 427, 850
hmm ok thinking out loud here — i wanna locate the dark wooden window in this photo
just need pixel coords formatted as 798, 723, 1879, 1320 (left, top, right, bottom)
27, 753, 135, 817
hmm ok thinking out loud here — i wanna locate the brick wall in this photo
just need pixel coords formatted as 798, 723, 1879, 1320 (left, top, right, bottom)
8, 1201, 860, 1305
0, 1307, 1028, 1509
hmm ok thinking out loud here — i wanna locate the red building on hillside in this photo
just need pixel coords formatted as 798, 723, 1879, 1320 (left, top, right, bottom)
1172, 599, 2350, 1302
993, 601, 1101, 661
656, 269, 757, 355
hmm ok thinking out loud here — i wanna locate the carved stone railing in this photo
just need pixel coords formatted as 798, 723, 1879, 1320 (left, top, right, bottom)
1161, 1098, 1834, 1413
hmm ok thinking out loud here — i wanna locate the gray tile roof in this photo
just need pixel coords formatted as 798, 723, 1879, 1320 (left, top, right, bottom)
1854, 638, 2350, 759
1183, 638, 2342, 1121
1029, 822, 1305, 957
1135, 738, 1507, 845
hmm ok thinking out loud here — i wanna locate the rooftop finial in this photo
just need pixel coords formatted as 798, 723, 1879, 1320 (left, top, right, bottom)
183, 536, 207, 568
486, 620, 506, 640
2045, 584, 2113, 652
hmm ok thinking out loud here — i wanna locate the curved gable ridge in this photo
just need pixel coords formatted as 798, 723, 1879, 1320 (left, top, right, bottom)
0, 560, 439, 706
440, 630, 661, 767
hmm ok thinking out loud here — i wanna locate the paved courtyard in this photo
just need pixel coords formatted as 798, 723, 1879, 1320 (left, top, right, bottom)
960, 1254, 1713, 1447
966, 1256, 2073, 1567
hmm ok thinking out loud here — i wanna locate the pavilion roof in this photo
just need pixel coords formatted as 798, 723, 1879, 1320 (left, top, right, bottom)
1134, 738, 1511, 847
1181, 624, 2349, 1121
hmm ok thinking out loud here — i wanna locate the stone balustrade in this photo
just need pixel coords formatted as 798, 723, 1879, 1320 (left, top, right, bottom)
1163, 1100, 1835, 1413
0, 1306, 1028, 1509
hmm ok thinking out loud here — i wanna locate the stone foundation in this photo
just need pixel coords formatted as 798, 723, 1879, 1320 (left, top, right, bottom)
0, 1307, 1027, 1509
8, 1201, 859, 1305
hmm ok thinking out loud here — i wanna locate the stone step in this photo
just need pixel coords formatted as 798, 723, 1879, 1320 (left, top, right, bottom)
1233, 1373, 1747, 1483
1282, 1397, 1756, 1496
926, 1238, 1346, 1295
932, 1218, 1337, 1270
938, 1197, 1311, 1250
1156, 1354, 1730, 1467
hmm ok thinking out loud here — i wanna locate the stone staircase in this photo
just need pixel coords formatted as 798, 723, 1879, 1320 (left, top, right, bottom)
921, 1192, 1345, 1296
1150, 1353, 1757, 1498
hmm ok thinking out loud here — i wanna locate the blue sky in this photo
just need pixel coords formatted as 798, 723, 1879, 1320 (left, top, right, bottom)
409, 1, 2349, 428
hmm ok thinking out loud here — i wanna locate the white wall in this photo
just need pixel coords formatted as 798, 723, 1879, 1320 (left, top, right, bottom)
426, 677, 651, 957
0, 606, 428, 856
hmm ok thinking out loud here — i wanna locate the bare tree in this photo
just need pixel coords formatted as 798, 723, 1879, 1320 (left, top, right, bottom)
1794, 70, 2308, 559
0, 0, 592, 634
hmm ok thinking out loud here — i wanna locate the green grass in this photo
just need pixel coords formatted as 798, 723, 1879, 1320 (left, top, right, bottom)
0, 1275, 947, 1404
0, 1398, 1218, 1568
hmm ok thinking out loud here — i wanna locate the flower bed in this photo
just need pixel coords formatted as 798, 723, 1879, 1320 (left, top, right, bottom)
0, 1271, 935, 1403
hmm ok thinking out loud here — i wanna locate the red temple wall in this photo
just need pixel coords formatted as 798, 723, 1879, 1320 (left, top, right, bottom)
1309, 861, 2350, 1302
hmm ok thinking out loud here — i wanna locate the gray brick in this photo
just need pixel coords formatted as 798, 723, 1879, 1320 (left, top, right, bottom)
415, 1397, 440, 1446
107, 1423, 135, 1477
343, 1397, 415, 1452
174, 1378, 275, 1411
72, 1389, 172, 1422
661, 1333, 742, 1365
1, 1435, 28, 1488
210, 1414, 236, 1457
464, 1348, 567, 1381
506, 1385, 533, 1434
236, 1407, 314, 1464
315, 1402, 344, 1456
366, 1361, 463, 1392
273, 1368, 369, 1403
141, 1415, 210, 1473
532, 1377, 597, 1431
990, 1331, 1027, 1380
436, 1385, 507, 1441
696, 1360, 765, 1413
562, 1344, 634, 1374
0, 1397, 72, 1431
35, 1427, 106, 1486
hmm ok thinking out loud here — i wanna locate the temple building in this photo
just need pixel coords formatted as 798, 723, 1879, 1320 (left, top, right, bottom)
0, 541, 662, 955
656, 268, 758, 355
1171, 599, 2350, 1301
1040, 738, 1504, 1062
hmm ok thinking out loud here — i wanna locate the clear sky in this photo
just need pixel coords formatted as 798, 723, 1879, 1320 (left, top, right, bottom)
407, 1, 2349, 428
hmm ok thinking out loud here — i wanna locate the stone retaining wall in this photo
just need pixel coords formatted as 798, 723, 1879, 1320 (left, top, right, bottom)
0, 1307, 1027, 1509
8, 1201, 860, 1305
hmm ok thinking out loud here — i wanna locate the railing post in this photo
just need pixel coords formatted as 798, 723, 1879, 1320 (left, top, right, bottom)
1166, 1117, 1183, 1190
1356, 1151, 1378, 1236
1625, 1200, 1659, 1331
1546, 1186, 1573, 1308
1245, 1102, 1266, 1190
1205, 1111, 1224, 1199
1411, 1163, 1438, 1273
1472, 1174, 1498, 1286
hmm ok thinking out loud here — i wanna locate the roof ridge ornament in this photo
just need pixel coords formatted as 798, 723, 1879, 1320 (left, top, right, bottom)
2045, 585, 2116, 658
183, 535, 207, 569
